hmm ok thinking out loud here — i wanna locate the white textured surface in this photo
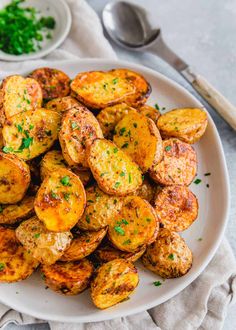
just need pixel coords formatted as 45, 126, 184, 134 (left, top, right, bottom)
5, 0, 236, 329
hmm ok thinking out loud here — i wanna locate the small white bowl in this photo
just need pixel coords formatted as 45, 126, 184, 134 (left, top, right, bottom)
0, 0, 71, 61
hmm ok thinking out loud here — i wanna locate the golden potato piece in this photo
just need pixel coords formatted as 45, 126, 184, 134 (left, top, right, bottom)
71, 167, 92, 186
34, 168, 86, 232
138, 104, 161, 124
0, 128, 4, 149
153, 185, 198, 232
0, 227, 39, 282
71, 69, 151, 109
150, 138, 197, 186
40, 150, 67, 181
45, 96, 80, 113
78, 185, 122, 231
91, 259, 139, 309
142, 229, 192, 278
157, 108, 208, 144
42, 258, 94, 295
29, 67, 70, 100
134, 178, 156, 202
2, 108, 61, 160
0, 75, 42, 120
60, 228, 107, 261
0, 152, 30, 204
16, 217, 72, 265
59, 106, 103, 167
96, 103, 137, 139
113, 112, 163, 172
0, 195, 34, 225
108, 196, 159, 252
87, 139, 142, 196
94, 244, 146, 263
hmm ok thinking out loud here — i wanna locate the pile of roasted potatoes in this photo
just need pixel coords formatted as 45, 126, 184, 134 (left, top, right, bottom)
0, 67, 208, 309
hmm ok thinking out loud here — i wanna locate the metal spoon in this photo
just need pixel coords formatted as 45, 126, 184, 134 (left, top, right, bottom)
102, 1, 236, 130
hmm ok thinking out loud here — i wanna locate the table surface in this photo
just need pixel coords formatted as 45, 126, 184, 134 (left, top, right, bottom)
5, 0, 236, 329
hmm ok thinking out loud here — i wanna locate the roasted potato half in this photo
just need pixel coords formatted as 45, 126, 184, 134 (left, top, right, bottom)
0, 227, 39, 282
113, 112, 163, 172
138, 104, 161, 124
34, 168, 86, 232
60, 228, 107, 262
96, 103, 137, 139
108, 196, 159, 252
16, 217, 72, 265
150, 138, 197, 186
42, 259, 94, 295
2, 109, 61, 160
157, 108, 208, 144
71, 69, 151, 109
59, 106, 103, 167
0, 152, 30, 204
87, 139, 142, 196
142, 229, 192, 278
29, 67, 70, 101
0, 75, 42, 120
153, 185, 198, 232
0, 195, 34, 225
134, 178, 157, 203
45, 96, 80, 113
91, 258, 139, 309
78, 185, 123, 231
40, 150, 67, 181
94, 244, 146, 263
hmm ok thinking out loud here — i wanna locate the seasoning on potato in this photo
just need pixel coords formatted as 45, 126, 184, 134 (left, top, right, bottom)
113, 112, 163, 172
157, 108, 208, 144
150, 138, 197, 186
0, 227, 39, 282
71, 69, 151, 109
142, 228, 193, 278
138, 104, 161, 124
59, 106, 103, 168
108, 196, 159, 252
0, 152, 30, 204
91, 259, 139, 309
40, 150, 67, 181
34, 168, 86, 232
45, 96, 80, 113
16, 216, 72, 265
87, 139, 143, 196
153, 185, 198, 232
41, 258, 94, 295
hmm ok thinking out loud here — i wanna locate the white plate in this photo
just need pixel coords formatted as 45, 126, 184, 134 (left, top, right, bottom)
0, 0, 71, 61
0, 59, 230, 323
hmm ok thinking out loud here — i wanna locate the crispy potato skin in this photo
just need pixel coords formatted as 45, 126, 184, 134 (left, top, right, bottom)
71, 167, 92, 186
157, 108, 208, 144
153, 185, 198, 232
71, 69, 151, 109
91, 259, 139, 309
142, 229, 192, 278
78, 185, 123, 231
0, 227, 39, 282
34, 168, 86, 232
59, 106, 103, 168
0, 128, 4, 148
0, 195, 35, 225
87, 139, 142, 196
60, 228, 107, 261
0, 75, 42, 120
108, 196, 159, 252
2, 109, 61, 160
138, 104, 161, 124
16, 217, 72, 265
113, 112, 163, 172
134, 178, 156, 203
40, 150, 67, 181
97, 103, 137, 139
45, 96, 80, 113
42, 259, 94, 295
94, 244, 146, 263
150, 138, 197, 186
29, 68, 70, 100
0, 152, 30, 204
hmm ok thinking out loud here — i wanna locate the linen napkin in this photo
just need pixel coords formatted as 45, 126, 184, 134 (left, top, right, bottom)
0, 0, 235, 329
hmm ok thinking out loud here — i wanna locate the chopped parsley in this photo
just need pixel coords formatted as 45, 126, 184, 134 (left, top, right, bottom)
100, 172, 108, 177
112, 78, 119, 84
60, 176, 72, 186
85, 215, 90, 223
114, 226, 125, 235
165, 145, 172, 151
51, 191, 59, 199
119, 127, 126, 136
168, 253, 175, 260
114, 182, 120, 188
141, 175, 145, 182
128, 173, 132, 183
146, 218, 152, 222
154, 103, 160, 111
34, 233, 40, 239
29, 124, 34, 130
122, 142, 129, 148
153, 281, 162, 287
120, 171, 125, 177
0, 263, 5, 271
71, 122, 79, 130
16, 124, 23, 132
63, 192, 70, 201
19, 135, 33, 151
123, 239, 131, 245
113, 147, 118, 153
194, 178, 202, 185
0, 205, 3, 213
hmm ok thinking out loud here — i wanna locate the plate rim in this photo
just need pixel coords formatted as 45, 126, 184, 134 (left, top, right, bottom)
0, 58, 230, 323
